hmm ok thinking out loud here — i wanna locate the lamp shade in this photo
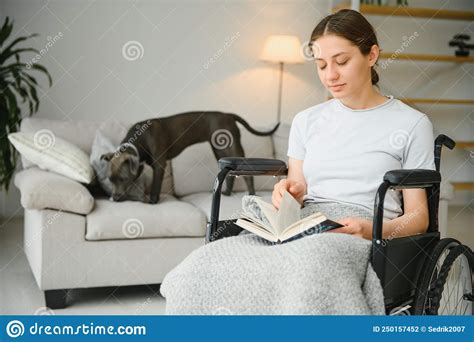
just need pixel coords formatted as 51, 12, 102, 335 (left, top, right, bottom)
260, 35, 305, 64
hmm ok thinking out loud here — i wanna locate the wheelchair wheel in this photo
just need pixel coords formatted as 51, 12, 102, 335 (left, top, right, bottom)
412, 238, 460, 315
431, 244, 473, 315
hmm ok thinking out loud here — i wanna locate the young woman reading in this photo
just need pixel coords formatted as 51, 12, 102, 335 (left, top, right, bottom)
272, 9, 434, 241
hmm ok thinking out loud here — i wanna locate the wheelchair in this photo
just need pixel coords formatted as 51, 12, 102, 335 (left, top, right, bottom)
205, 134, 473, 315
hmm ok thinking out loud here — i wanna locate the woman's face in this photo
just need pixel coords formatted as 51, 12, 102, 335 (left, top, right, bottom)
312, 34, 377, 99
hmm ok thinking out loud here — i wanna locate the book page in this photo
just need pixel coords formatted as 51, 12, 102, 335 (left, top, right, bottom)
239, 191, 303, 238
241, 196, 272, 227
280, 212, 326, 241
274, 191, 301, 235
235, 218, 278, 242
254, 197, 280, 233
282, 211, 324, 233
240, 212, 269, 228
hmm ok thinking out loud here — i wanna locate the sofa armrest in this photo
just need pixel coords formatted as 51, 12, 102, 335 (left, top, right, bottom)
14, 167, 95, 215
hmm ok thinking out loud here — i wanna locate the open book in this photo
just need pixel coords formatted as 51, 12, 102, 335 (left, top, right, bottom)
235, 190, 344, 243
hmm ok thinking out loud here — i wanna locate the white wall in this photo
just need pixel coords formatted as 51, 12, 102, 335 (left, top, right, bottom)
0, 0, 330, 218
1, 0, 330, 124
1, 0, 472, 218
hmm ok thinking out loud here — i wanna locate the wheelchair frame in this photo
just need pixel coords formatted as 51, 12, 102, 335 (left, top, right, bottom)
205, 134, 473, 315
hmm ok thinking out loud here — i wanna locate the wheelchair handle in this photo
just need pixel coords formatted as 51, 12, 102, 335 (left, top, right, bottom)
434, 134, 456, 172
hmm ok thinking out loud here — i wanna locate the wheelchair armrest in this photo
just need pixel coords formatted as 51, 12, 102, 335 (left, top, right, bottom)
206, 158, 287, 243
383, 169, 441, 188
218, 157, 288, 176
372, 169, 442, 272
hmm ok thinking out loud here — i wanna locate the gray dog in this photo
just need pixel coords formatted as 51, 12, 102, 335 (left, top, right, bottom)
101, 111, 279, 203
100, 143, 154, 202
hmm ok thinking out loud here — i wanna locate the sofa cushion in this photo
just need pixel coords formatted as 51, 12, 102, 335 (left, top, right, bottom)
14, 168, 95, 215
20, 117, 132, 155
20, 118, 100, 169
172, 123, 278, 197
86, 194, 207, 240
9, 131, 95, 183
20, 117, 175, 195
90, 130, 116, 194
180, 191, 273, 221
97, 118, 130, 146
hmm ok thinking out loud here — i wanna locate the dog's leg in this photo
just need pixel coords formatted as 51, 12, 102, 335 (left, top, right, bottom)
243, 176, 255, 195
222, 176, 235, 196
210, 146, 235, 196
149, 164, 165, 204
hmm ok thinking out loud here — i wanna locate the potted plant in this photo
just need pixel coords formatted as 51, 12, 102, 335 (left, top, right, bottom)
0, 17, 52, 191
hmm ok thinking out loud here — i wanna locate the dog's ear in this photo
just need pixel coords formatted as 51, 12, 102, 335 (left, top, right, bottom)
100, 153, 114, 162
127, 154, 140, 176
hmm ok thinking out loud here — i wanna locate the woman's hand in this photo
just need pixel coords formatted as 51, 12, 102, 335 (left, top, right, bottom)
328, 217, 371, 240
272, 179, 305, 209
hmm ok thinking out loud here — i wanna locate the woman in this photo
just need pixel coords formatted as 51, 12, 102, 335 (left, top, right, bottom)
272, 9, 435, 241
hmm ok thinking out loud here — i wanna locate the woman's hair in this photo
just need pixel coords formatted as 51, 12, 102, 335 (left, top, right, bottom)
309, 9, 380, 86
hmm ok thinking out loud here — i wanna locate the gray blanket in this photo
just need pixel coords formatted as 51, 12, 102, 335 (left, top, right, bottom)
160, 232, 385, 315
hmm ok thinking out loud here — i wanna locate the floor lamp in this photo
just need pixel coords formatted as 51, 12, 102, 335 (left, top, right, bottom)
260, 35, 304, 123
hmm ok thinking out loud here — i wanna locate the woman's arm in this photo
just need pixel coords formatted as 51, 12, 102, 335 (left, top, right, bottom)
332, 188, 430, 240
287, 158, 307, 203
272, 158, 307, 208
377, 188, 430, 239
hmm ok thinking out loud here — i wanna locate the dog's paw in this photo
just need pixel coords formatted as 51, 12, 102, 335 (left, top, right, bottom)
149, 197, 159, 204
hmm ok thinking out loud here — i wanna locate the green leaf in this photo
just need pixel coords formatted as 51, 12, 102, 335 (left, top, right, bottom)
0, 36, 38, 65
1, 33, 38, 55
0, 17, 13, 48
21, 72, 38, 86
30, 63, 52, 86
0, 17, 52, 191
0, 47, 39, 65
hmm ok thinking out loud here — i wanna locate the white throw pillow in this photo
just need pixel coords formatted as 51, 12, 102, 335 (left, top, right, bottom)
90, 130, 116, 195
8, 130, 94, 184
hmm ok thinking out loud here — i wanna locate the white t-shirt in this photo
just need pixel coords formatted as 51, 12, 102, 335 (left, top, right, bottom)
287, 96, 435, 220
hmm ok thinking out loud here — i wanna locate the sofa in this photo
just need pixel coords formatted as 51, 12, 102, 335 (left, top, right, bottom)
14, 116, 453, 309
14, 116, 287, 309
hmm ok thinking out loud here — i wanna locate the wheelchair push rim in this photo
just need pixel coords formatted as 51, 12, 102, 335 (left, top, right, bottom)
434, 244, 473, 315
412, 238, 459, 315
